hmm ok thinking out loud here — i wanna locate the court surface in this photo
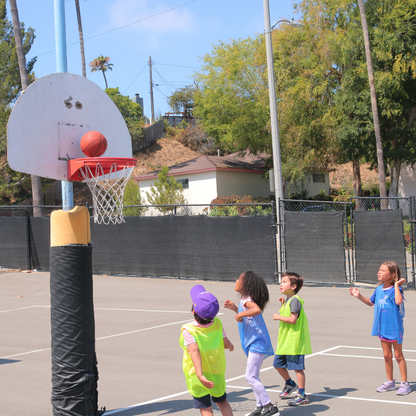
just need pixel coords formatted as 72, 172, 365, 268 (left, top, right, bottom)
1, 270, 416, 416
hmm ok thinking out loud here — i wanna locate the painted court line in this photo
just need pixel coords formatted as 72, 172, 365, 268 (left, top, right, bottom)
103, 345, 416, 414
0, 305, 46, 313
1, 313, 195, 359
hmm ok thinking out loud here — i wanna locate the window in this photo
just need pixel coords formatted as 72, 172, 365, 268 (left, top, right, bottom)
312, 173, 325, 183
177, 178, 189, 189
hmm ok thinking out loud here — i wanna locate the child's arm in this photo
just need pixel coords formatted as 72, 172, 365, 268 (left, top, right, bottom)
224, 299, 238, 313
234, 300, 261, 322
395, 278, 405, 305
223, 336, 234, 352
187, 342, 215, 389
273, 312, 298, 324
350, 287, 373, 306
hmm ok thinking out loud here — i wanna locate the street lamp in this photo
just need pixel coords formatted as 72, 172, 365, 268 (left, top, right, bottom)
263, 1, 302, 214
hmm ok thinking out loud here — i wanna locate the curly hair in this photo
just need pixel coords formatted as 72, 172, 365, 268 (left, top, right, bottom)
381, 261, 401, 285
239, 270, 269, 311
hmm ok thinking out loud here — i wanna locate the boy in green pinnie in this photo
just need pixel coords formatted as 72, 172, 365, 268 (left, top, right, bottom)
272, 273, 312, 406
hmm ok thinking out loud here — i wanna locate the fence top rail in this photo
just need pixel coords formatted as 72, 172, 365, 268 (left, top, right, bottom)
125, 203, 274, 208
0, 205, 63, 209
281, 199, 351, 205
350, 197, 409, 200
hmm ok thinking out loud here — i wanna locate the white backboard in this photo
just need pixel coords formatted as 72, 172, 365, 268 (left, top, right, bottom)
7, 73, 132, 181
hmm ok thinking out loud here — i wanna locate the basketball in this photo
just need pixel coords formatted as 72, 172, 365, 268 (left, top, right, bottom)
80, 131, 108, 157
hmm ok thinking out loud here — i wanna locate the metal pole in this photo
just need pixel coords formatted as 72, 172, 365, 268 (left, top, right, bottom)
54, 0, 74, 211
262, 0, 283, 217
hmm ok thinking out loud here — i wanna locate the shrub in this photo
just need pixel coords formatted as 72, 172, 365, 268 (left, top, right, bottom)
209, 194, 273, 216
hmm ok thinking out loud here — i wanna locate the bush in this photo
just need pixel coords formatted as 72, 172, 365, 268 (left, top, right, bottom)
123, 180, 147, 216
209, 194, 273, 216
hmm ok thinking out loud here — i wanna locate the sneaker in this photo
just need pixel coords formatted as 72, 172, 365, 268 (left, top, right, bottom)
288, 393, 310, 406
397, 381, 411, 396
245, 406, 263, 416
259, 403, 280, 416
376, 380, 396, 392
279, 382, 298, 399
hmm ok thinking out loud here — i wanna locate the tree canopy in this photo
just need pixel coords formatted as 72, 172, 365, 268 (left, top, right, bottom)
106, 87, 144, 144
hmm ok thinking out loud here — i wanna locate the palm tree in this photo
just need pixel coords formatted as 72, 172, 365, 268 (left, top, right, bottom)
9, 0, 44, 217
357, 0, 387, 209
75, 0, 86, 78
89, 55, 113, 89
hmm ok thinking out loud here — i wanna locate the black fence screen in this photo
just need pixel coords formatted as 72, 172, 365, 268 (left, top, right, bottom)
283, 211, 346, 283
0, 216, 29, 269
92, 215, 276, 282
354, 209, 406, 283
0, 210, 276, 283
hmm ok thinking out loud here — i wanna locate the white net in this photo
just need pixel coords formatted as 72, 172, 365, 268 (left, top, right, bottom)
79, 161, 134, 225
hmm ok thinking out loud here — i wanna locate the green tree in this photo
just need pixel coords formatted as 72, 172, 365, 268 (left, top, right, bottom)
123, 180, 146, 216
106, 87, 144, 144
193, 37, 271, 154
146, 165, 186, 213
0, 1, 36, 205
167, 85, 196, 118
89, 55, 113, 88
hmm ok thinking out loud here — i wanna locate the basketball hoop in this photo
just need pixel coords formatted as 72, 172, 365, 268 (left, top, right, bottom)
68, 157, 137, 225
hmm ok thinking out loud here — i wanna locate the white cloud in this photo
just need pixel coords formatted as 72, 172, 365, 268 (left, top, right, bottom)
108, 0, 197, 36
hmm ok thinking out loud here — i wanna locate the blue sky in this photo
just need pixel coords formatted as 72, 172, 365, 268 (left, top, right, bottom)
9, 0, 299, 119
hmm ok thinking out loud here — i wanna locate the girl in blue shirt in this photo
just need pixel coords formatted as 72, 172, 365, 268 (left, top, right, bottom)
350, 261, 410, 395
224, 271, 278, 416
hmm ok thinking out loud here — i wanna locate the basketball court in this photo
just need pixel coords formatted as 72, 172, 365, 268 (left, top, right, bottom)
1, 270, 415, 416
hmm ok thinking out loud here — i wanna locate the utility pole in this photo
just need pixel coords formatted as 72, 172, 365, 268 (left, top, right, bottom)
149, 56, 155, 123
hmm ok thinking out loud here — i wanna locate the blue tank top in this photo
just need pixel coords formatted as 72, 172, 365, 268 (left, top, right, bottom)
237, 300, 274, 357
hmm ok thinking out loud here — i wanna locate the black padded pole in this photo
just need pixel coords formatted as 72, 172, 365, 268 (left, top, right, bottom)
50, 245, 98, 415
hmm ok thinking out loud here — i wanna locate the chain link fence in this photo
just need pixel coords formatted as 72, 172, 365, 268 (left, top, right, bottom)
279, 200, 352, 284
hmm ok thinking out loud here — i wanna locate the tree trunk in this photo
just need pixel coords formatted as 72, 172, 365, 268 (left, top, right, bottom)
103, 71, 108, 89
9, 0, 44, 216
388, 160, 401, 209
75, 0, 86, 78
352, 158, 363, 211
357, 0, 388, 210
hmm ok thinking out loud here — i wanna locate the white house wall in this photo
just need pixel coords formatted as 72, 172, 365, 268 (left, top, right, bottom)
286, 173, 330, 198
216, 171, 271, 198
398, 163, 416, 198
138, 171, 218, 206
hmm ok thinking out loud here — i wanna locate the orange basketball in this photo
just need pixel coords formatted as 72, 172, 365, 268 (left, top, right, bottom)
80, 131, 108, 157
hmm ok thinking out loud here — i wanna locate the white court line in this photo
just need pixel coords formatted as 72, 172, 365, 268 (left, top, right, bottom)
0, 305, 46, 313
225, 386, 416, 407
322, 353, 416, 362
101, 345, 377, 414
0, 314, 194, 359
336, 345, 416, 353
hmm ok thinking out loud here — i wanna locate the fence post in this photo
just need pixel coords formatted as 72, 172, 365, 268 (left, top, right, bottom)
25, 207, 31, 270
271, 201, 279, 284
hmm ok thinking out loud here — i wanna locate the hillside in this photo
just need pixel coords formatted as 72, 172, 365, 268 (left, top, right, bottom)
73, 139, 380, 205
74, 137, 200, 205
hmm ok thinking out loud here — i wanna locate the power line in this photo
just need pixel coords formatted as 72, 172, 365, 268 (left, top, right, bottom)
36, 0, 202, 57
153, 62, 200, 70
122, 63, 148, 95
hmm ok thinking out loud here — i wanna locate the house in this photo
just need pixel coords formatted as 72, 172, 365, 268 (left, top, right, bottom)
398, 163, 416, 198
134, 152, 331, 208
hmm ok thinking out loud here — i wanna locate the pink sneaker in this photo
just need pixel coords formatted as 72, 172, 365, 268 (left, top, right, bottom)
376, 380, 396, 392
397, 382, 411, 396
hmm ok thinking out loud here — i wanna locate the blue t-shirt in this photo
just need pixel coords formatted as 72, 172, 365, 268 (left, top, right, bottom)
370, 285, 405, 343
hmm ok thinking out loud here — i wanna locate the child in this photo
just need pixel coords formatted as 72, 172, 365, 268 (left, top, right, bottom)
350, 261, 410, 395
224, 271, 279, 416
179, 284, 235, 416
272, 272, 312, 406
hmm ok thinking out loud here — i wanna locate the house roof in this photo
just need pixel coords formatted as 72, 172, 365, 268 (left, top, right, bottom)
134, 153, 268, 181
